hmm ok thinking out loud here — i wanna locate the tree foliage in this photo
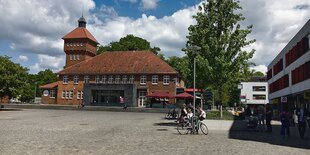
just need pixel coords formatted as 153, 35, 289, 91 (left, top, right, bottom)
185, 0, 255, 106
0, 55, 29, 100
165, 56, 190, 84
97, 34, 161, 55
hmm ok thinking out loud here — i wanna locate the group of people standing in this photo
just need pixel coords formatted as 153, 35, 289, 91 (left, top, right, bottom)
280, 103, 309, 139
245, 103, 310, 139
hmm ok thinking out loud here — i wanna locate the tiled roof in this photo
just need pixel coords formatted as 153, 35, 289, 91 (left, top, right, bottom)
62, 27, 98, 43
58, 51, 178, 75
39, 82, 58, 89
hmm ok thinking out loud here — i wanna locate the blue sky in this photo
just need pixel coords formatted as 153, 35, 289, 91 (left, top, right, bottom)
0, 0, 309, 74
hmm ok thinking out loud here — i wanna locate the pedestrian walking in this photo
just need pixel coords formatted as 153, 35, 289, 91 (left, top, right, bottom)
265, 104, 273, 132
296, 103, 309, 139
280, 107, 290, 138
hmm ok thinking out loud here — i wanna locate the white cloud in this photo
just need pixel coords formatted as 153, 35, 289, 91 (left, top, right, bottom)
140, 0, 159, 10
30, 54, 65, 73
240, 0, 310, 69
18, 55, 28, 62
250, 65, 268, 75
89, 5, 197, 57
0, 0, 95, 57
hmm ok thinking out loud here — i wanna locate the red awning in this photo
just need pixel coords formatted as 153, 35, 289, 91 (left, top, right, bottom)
174, 92, 194, 99
184, 88, 202, 92
146, 92, 172, 98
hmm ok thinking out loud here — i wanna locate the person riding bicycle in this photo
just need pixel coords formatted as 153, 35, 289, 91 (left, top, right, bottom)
198, 107, 206, 121
177, 103, 188, 123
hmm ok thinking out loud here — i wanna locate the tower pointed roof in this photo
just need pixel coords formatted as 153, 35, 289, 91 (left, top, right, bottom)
62, 15, 98, 43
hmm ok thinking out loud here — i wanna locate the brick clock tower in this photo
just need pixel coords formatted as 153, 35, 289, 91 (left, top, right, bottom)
62, 16, 98, 68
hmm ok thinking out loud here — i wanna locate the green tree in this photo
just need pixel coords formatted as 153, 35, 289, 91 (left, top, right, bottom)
0, 56, 29, 100
185, 0, 255, 109
31, 69, 58, 97
97, 34, 161, 55
166, 56, 190, 83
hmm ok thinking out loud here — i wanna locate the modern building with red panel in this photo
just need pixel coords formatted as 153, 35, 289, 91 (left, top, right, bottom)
40, 16, 183, 107
267, 19, 310, 113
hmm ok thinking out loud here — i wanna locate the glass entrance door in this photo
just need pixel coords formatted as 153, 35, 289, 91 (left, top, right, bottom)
138, 91, 147, 107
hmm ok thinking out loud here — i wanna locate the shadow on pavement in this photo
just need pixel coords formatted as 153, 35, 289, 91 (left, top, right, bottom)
228, 119, 310, 149
153, 122, 177, 127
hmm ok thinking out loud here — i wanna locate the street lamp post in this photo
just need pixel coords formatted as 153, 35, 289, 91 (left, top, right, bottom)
188, 45, 201, 133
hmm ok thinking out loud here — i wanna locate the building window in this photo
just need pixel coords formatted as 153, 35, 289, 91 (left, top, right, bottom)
152, 75, 158, 85
163, 75, 170, 85
95, 75, 100, 83
70, 43, 73, 46
69, 55, 72, 60
62, 91, 65, 99
77, 43, 79, 46
69, 90, 73, 99
253, 95, 266, 100
73, 55, 76, 60
122, 75, 127, 84
63, 76, 68, 84
73, 43, 76, 46
252, 86, 266, 92
73, 75, 78, 84
66, 91, 69, 99
77, 91, 81, 99
80, 43, 83, 46
115, 75, 120, 84
50, 90, 56, 98
77, 54, 80, 60
81, 91, 84, 99
84, 75, 89, 83
66, 43, 69, 46
108, 75, 113, 84
140, 75, 146, 85
102, 75, 107, 84
129, 75, 135, 83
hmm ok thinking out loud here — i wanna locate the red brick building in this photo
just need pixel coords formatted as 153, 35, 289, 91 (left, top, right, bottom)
40, 16, 183, 107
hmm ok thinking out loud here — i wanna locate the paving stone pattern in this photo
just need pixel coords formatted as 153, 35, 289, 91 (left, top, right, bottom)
0, 109, 309, 155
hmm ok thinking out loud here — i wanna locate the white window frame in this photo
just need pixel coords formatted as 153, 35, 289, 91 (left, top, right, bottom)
66, 91, 69, 99
122, 75, 127, 84
81, 91, 84, 99
84, 75, 89, 83
163, 75, 170, 85
129, 75, 135, 83
115, 75, 120, 84
102, 75, 107, 84
140, 75, 146, 85
77, 91, 81, 99
63, 76, 68, 84
50, 90, 56, 98
95, 75, 100, 83
69, 55, 72, 60
73, 75, 78, 85
69, 90, 73, 99
73, 55, 76, 60
108, 75, 113, 84
152, 75, 158, 85
62, 91, 65, 99
77, 54, 80, 60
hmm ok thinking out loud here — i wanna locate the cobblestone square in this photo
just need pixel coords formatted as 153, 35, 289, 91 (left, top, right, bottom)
0, 109, 309, 155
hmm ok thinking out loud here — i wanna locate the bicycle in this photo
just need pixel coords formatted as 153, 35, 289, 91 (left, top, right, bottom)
177, 116, 208, 135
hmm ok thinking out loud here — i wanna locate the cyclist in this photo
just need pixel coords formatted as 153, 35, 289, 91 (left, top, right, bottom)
176, 103, 187, 123
197, 107, 206, 121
